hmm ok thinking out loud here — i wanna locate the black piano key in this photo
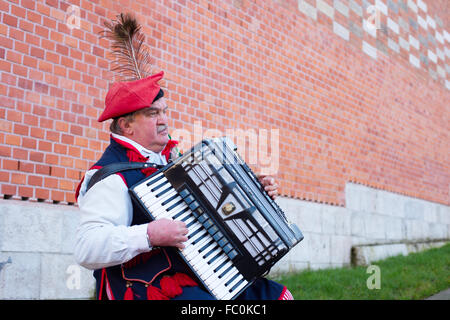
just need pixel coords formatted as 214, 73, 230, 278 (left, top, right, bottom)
166, 199, 184, 212
155, 186, 173, 199
224, 273, 239, 287
202, 244, 219, 259
230, 278, 245, 292
213, 259, 229, 274
218, 265, 233, 279
161, 193, 179, 206
187, 226, 203, 240
207, 251, 222, 265
146, 174, 165, 187
186, 219, 197, 228
198, 239, 214, 253
191, 231, 208, 245
172, 206, 190, 220
151, 180, 169, 192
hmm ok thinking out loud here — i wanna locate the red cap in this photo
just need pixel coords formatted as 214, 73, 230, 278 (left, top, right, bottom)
98, 71, 164, 122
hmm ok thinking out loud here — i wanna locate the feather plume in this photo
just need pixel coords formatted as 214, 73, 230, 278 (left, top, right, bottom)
101, 13, 153, 81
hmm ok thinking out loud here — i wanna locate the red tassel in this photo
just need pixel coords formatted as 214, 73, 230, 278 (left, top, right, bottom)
124, 283, 134, 300
160, 276, 182, 298
172, 273, 197, 287
146, 285, 169, 300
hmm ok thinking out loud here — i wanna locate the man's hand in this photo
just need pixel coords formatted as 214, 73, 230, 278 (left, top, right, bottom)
147, 219, 188, 249
258, 175, 278, 200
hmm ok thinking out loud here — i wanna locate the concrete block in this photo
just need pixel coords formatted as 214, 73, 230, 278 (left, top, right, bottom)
423, 202, 438, 223
285, 231, 311, 268
359, 185, 377, 213
387, 0, 398, 13
364, 213, 386, 240
404, 200, 424, 220
345, 183, 361, 211
61, 210, 80, 254
388, 38, 400, 53
333, 207, 351, 236
297, 202, 322, 233
437, 205, 450, 224
40, 254, 95, 299
307, 233, 331, 264
385, 216, 404, 241
323, 205, 350, 236
0, 200, 79, 253
0, 252, 41, 299
330, 235, 352, 265
352, 243, 408, 266
351, 211, 366, 237
428, 223, 447, 240
405, 219, 425, 240
321, 205, 336, 235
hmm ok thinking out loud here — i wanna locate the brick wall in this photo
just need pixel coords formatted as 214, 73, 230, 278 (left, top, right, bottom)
0, 0, 449, 206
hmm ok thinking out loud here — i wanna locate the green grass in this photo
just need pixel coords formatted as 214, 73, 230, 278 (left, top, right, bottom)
273, 243, 450, 300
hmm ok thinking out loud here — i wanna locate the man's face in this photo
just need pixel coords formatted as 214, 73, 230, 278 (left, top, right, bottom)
128, 97, 169, 152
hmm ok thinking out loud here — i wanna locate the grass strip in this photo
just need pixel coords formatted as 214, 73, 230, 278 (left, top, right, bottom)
273, 242, 450, 299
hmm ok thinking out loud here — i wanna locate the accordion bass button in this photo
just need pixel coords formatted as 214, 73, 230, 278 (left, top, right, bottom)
227, 249, 238, 260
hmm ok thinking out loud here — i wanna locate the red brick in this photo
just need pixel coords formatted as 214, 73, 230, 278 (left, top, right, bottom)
3, 13, 18, 27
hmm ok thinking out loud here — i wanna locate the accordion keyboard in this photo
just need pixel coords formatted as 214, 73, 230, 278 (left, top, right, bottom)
133, 172, 248, 300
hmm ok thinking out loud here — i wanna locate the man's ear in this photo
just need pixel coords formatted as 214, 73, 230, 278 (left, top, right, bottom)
117, 117, 133, 135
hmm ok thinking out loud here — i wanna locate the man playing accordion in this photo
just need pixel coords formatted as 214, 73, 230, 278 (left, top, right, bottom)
74, 13, 294, 300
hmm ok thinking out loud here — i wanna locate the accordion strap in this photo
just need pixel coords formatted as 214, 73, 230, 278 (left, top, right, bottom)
86, 162, 164, 192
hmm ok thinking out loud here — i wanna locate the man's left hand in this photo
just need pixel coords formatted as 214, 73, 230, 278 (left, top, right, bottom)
258, 175, 278, 200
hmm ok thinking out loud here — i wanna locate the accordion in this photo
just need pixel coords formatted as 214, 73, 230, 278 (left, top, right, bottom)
129, 137, 303, 300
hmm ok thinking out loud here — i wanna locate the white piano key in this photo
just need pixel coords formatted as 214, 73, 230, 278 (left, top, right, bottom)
186, 221, 203, 235
185, 228, 206, 246
196, 250, 223, 276
211, 268, 239, 299
142, 192, 179, 215
183, 237, 211, 259
181, 216, 196, 226
142, 188, 177, 208
225, 274, 243, 292
133, 173, 165, 195
150, 197, 183, 217
222, 278, 248, 300
189, 241, 217, 265
199, 254, 228, 281
135, 176, 168, 197
190, 243, 218, 267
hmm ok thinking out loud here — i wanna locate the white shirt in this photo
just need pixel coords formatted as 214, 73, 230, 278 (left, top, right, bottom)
74, 134, 168, 270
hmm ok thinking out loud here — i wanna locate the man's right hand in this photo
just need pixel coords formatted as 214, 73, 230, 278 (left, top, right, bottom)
146, 218, 188, 249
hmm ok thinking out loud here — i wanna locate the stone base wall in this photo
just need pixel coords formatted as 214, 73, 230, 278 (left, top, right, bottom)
271, 183, 449, 274
0, 183, 449, 299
